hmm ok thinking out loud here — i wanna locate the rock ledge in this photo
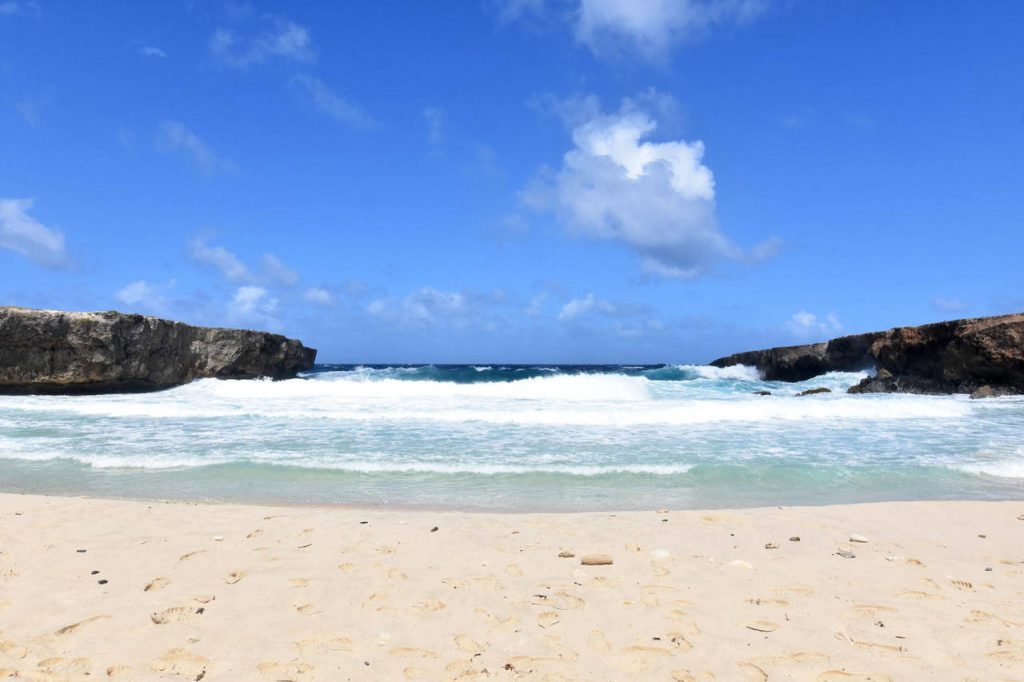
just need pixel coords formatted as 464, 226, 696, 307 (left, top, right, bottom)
0, 307, 317, 394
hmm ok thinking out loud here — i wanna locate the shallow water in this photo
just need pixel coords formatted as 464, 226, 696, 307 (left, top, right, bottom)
0, 364, 1021, 511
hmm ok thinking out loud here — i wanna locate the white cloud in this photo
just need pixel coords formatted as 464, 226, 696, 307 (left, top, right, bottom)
210, 19, 315, 68
785, 310, 842, 338
232, 285, 278, 319
932, 297, 967, 314
576, 0, 765, 59
115, 280, 155, 306
404, 287, 467, 323
0, 198, 68, 268
140, 45, 167, 58
558, 292, 616, 320
304, 286, 334, 306
291, 75, 375, 130
157, 121, 233, 173
525, 292, 548, 316
261, 253, 298, 286
188, 238, 251, 283
366, 287, 483, 327
0, 1, 39, 17
525, 94, 771, 278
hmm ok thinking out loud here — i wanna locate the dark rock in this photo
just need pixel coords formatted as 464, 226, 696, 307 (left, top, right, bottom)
795, 387, 832, 397
969, 384, 1015, 399
0, 307, 316, 395
753, 390, 771, 396
712, 313, 1024, 396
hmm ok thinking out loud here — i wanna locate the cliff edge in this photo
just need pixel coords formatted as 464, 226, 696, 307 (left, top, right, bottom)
0, 307, 317, 394
710, 313, 1024, 395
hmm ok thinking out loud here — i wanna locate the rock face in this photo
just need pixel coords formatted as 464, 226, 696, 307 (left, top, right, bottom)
0, 307, 317, 394
711, 313, 1024, 395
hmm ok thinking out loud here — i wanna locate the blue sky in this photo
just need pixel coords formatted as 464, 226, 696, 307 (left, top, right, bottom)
2, 0, 1022, 363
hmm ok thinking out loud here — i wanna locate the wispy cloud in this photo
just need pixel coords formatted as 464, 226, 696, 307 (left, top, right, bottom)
524, 92, 775, 278
290, 74, 375, 130
261, 253, 298, 286
210, 18, 315, 68
0, 198, 68, 268
157, 121, 234, 174
0, 1, 40, 17
423, 106, 446, 149
140, 45, 167, 58
188, 238, 251, 283
932, 297, 968, 314
304, 286, 335, 306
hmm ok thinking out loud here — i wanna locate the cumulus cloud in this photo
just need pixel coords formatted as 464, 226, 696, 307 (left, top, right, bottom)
557, 291, 664, 338
0, 198, 68, 268
210, 19, 314, 68
157, 121, 233, 173
495, 0, 766, 59
525, 94, 772, 278
188, 238, 251, 283
366, 287, 503, 327
232, 285, 278, 319
114, 279, 177, 314
785, 310, 842, 338
290, 75, 375, 130
304, 287, 335, 306
558, 292, 617, 320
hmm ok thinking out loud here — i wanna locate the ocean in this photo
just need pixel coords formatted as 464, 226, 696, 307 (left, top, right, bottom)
0, 364, 1021, 511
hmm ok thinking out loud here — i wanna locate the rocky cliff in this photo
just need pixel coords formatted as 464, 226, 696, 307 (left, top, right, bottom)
0, 307, 317, 394
711, 313, 1024, 395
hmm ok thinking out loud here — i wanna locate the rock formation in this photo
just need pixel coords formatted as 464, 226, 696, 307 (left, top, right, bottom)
0, 307, 317, 394
711, 313, 1024, 395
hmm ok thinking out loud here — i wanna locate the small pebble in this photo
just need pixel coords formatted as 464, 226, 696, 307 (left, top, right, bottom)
558, 550, 575, 558
789, 536, 800, 542
580, 554, 613, 566
76, 549, 87, 553
212, 535, 224, 542
978, 534, 987, 539
849, 534, 869, 543
837, 550, 856, 559
430, 526, 438, 533
91, 570, 99, 575
359, 521, 368, 525
764, 543, 779, 550
98, 579, 108, 585
985, 567, 993, 572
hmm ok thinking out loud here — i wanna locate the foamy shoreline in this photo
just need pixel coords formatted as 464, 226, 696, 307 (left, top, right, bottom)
1, 494, 1022, 680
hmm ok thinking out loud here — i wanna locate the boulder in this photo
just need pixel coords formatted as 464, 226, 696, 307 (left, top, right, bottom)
712, 313, 1024, 395
0, 307, 317, 394
795, 387, 832, 396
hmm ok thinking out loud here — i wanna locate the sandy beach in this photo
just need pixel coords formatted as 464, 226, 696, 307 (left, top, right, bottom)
0, 495, 1020, 680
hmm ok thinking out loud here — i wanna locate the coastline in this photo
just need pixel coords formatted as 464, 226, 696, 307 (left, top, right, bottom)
2, 493, 1022, 680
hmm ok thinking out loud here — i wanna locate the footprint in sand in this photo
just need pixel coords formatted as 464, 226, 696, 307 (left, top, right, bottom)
738, 662, 769, 681
295, 636, 353, 656
105, 664, 133, 678
151, 606, 203, 625
294, 603, 322, 615
537, 611, 560, 628
587, 629, 612, 653
338, 562, 356, 573
454, 634, 485, 654
256, 659, 315, 679
0, 639, 27, 660
152, 648, 208, 678
672, 670, 716, 681
818, 672, 894, 681
389, 647, 439, 659
529, 592, 584, 610
35, 657, 92, 677
144, 577, 169, 592
179, 550, 206, 561
224, 570, 244, 585
246, 529, 263, 539
505, 564, 523, 577
387, 567, 408, 580
745, 621, 779, 633
289, 578, 309, 587
406, 599, 446, 614
55, 614, 110, 636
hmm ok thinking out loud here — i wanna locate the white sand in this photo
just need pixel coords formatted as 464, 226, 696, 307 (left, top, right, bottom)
0, 494, 1022, 680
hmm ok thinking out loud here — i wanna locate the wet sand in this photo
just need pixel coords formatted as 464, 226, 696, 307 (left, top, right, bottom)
0, 493, 1022, 680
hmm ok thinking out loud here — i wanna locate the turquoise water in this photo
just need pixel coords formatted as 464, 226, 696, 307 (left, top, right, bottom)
0, 364, 1021, 511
